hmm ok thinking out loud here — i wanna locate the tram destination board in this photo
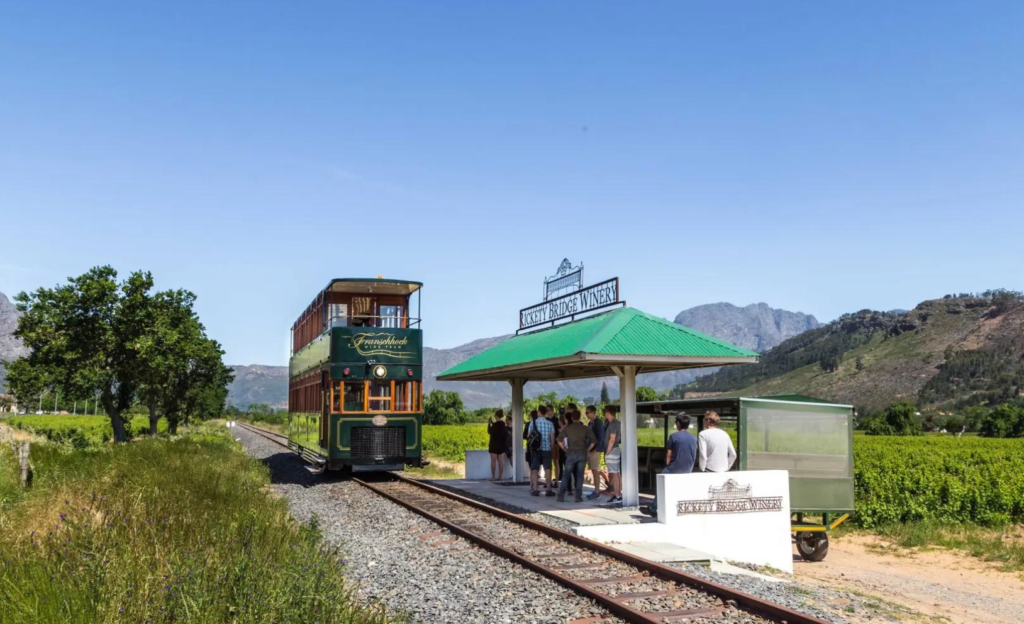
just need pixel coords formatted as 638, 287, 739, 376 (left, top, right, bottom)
519, 277, 620, 330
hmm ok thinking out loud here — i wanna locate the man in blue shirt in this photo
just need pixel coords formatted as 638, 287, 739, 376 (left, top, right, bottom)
528, 405, 557, 496
644, 414, 697, 516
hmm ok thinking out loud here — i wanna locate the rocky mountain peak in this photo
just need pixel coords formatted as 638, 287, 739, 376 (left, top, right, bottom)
673, 302, 819, 353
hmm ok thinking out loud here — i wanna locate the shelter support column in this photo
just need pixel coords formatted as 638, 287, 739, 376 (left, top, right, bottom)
509, 378, 525, 483
617, 365, 639, 507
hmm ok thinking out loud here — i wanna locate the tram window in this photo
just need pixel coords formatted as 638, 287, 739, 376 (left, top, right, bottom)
343, 382, 365, 412
395, 381, 413, 411
368, 381, 392, 411
331, 381, 341, 413
380, 305, 404, 328
329, 303, 348, 328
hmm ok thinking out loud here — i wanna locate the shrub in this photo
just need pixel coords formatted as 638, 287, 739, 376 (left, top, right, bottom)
865, 402, 922, 436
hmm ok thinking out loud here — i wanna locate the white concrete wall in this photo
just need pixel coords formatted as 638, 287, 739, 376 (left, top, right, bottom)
578, 470, 793, 573
465, 450, 513, 480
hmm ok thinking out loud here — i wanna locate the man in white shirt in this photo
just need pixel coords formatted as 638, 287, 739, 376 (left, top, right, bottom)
698, 410, 736, 472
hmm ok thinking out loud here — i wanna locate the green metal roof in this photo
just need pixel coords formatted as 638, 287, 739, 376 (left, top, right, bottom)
438, 307, 758, 382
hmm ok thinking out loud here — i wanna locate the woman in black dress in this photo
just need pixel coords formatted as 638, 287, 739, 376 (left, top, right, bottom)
504, 415, 514, 465
487, 409, 507, 481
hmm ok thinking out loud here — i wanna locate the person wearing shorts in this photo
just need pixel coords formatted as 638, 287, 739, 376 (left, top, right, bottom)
604, 406, 622, 503
585, 405, 605, 499
528, 406, 556, 496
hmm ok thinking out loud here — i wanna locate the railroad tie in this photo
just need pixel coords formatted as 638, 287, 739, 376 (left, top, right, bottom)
610, 589, 678, 601
576, 574, 646, 586
532, 552, 576, 560
549, 562, 606, 571
417, 531, 445, 541
653, 606, 729, 622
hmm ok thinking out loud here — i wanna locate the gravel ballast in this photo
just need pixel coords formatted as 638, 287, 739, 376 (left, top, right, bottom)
235, 427, 614, 624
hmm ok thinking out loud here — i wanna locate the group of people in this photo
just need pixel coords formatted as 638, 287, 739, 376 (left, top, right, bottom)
488, 403, 737, 508
526, 403, 623, 503
643, 409, 737, 515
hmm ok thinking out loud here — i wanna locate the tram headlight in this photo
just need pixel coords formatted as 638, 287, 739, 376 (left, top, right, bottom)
372, 365, 387, 379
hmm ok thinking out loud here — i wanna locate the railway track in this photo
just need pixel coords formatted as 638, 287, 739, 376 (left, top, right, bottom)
235, 421, 829, 624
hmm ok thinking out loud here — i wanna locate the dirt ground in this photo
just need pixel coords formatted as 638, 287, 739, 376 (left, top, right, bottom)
794, 534, 1024, 623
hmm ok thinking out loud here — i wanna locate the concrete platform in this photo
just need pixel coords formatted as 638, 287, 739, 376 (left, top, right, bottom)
430, 478, 714, 563
429, 478, 652, 526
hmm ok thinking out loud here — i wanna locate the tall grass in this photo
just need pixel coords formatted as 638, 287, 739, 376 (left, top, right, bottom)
0, 424, 399, 624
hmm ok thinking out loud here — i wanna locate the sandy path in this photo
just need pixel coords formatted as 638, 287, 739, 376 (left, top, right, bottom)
794, 534, 1024, 623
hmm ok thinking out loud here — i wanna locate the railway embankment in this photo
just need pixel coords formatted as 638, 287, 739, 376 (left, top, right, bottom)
235, 424, 612, 624
234, 423, 905, 624
0, 421, 395, 624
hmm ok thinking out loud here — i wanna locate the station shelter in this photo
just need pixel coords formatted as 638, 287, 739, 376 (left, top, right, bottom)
437, 306, 758, 507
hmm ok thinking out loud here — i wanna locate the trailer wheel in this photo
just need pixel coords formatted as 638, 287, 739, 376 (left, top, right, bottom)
796, 532, 829, 562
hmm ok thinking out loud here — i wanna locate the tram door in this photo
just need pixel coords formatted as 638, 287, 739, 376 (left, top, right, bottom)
320, 371, 330, 448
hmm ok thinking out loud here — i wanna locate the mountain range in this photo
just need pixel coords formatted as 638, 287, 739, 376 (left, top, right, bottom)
688, 292, 1024, 413
226, 302, 819, 409
9, 286, 1020, 414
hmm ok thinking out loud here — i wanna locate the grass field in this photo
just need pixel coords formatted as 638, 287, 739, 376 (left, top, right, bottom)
5, 414, 169, 446
0, 421, 397, 624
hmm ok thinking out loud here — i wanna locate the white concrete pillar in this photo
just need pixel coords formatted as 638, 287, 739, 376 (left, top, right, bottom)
510, 378, 526, 483
618, 365, 639, 507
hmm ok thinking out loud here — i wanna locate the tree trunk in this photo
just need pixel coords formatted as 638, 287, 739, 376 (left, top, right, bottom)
111, 411, 127, 443
148, 395, 159, 435
103, 394, 127, 443
168, 419, 178, 435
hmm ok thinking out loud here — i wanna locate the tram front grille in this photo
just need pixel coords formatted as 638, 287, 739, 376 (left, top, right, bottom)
351, 426, 405, 460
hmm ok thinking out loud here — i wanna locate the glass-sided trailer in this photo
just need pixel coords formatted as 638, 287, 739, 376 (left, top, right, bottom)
636, 394, 854, 561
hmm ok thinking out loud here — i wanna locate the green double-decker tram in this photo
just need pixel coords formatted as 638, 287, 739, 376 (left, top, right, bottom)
287, 278, 424, 472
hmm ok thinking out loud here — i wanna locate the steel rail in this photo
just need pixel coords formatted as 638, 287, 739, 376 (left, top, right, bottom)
390, 474, 830, 624
353, 476, 669, 624
235, 421, 830, 624
234, 421, 290, 446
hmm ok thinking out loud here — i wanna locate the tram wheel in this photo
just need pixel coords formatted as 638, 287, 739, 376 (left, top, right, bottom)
795, 532, 829, 562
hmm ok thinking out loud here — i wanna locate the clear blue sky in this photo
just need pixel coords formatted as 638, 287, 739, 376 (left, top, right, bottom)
2, 2, 1022, 365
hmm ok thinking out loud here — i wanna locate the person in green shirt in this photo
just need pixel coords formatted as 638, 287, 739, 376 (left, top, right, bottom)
555, 410, 597, 502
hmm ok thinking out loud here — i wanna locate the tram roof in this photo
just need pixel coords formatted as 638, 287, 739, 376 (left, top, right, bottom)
324, 278, 423, 296
438, 306, 758, 382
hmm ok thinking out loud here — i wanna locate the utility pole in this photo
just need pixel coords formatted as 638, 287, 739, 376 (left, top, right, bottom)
54, 389, 59, 414
38, 393, 42, 413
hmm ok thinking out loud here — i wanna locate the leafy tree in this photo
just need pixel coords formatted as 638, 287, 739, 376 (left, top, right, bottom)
941, 414, 965, 434
819, 355, 839, 373
6, 267, 156, 442
978, 404, 1024, 438
160, 336, 233, 434
137, 289, 207, 435
865, 401, 922, 436
423, 390, 466, 425
600, 382, 610, 403
636, 386, 659, 403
